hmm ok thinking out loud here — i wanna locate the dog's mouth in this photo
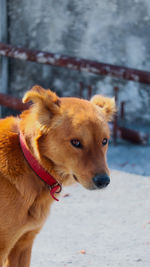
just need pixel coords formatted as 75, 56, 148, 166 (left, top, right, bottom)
73, 175, 79, 183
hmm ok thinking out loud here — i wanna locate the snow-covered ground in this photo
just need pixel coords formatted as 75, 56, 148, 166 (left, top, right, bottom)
32, 125, 150, 266
31, 170, 150, 267
108, 142, 150, 176
108, 123, 150, 176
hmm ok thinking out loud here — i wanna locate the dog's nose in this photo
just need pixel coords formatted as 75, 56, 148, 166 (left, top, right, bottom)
93, 174, 110, 188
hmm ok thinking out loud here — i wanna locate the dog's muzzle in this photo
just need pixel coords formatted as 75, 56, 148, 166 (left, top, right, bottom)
93, 174, 110, 189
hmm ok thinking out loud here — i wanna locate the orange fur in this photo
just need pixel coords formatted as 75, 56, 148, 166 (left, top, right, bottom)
91, 95, 116, 121
0, 86, 116, 266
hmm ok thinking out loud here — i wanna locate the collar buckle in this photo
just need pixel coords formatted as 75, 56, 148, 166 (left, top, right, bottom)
49, 183, 62, 201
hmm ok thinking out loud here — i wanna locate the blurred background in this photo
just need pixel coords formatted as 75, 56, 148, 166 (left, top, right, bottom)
0, 0, 150, 175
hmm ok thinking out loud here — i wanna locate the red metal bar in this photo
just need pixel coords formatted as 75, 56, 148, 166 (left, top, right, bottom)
119, 126, 149, 145
0, 93, 29, 111
1, 43, 150, 84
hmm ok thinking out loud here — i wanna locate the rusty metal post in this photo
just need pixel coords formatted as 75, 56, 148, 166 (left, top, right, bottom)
113, 86, 119, 144
88, 85, 92, 100
120, 101, 125, 120
79, 82, 84, 98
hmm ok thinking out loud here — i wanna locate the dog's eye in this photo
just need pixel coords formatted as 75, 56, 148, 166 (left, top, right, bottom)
71, 139, 82, 149
102, 138, 108, 146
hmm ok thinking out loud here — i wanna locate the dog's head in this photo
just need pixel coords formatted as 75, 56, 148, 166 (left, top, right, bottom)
22, 85, 116, 190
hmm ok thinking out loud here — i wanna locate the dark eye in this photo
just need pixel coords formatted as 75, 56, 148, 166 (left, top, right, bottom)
71, 139, 82, 149
102, 138, 108, 146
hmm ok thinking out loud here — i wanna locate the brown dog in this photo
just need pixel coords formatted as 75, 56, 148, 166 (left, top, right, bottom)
0, 85, 116, 266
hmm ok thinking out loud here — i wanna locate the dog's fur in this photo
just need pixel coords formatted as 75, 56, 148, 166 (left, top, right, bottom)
0, 86, 115, 266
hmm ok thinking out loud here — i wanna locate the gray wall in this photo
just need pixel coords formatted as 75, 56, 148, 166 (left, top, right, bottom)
5, 0, 150, 123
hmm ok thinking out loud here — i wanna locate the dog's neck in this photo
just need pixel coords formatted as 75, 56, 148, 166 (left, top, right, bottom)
19, 132, 61, 201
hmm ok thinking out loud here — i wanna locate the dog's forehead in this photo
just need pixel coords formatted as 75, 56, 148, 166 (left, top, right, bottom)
61, 97, 104, 122
60, 97, 109, 136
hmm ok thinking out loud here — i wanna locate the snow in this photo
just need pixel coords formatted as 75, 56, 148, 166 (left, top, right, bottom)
31, 170, 150, 267
14, 52, 28, 61
37, 53, 47, 64
30, 132, 150, 266
0, 50, 6, 56
108, 143, 150, 176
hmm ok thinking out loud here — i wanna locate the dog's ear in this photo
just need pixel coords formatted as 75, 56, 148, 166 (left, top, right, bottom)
23, 85, 61, 126
91, 95, 116, 121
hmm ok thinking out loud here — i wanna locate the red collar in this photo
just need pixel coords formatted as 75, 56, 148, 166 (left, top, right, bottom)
19, 132, 61, 201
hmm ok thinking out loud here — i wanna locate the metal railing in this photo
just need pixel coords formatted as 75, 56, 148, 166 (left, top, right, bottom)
1, 42, 150, 84
0, 42, 149, 144
0, 92, 29, 111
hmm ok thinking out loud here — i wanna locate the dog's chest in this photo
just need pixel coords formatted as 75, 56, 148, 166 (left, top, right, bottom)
27, 191, 52, 228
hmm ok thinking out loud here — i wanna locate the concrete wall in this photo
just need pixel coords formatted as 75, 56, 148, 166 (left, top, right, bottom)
6, 0, 150, 123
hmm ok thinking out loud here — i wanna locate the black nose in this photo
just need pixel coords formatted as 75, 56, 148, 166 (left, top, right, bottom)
93, 174, 110, 188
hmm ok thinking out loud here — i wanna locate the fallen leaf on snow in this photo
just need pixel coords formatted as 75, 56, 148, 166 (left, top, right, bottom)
80, 250, 86, 254
63, 193, 70, 198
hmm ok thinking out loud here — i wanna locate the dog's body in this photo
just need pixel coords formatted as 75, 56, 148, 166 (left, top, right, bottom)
0, 86, 115, 266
